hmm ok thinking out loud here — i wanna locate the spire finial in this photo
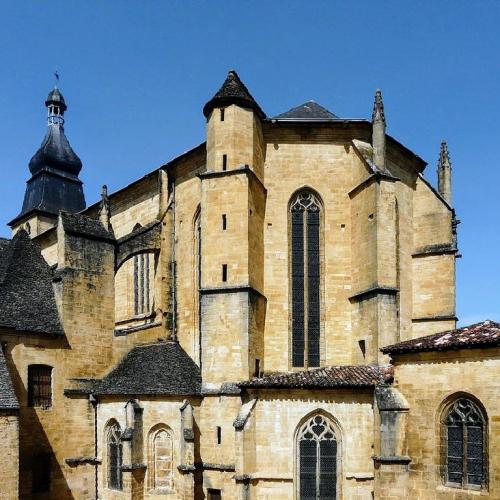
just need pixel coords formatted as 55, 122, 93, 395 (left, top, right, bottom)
372, 88, 386, 125
437, 141, 452, 205
438, 140, 451, 169
54, 69, 60, 88
98, 184, 112, 231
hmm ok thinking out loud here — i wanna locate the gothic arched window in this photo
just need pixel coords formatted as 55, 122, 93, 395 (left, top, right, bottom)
107, 422, 122, 490
290, 190, 322, 368
297, 414, 338, 499
149, 427, 174, 492
443, 398, 487, 489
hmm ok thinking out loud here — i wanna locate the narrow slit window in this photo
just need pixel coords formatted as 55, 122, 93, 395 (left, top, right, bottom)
220, 108, 225, 121
216, 426, 222, 445
222, 154, 227, 171
222, 264, 228, 282
222, 214, 227, 230
254, 359, 260, 377
108, 423, 123, 490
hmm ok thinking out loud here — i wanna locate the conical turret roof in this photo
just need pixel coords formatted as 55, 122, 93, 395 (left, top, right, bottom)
203, 70, 266, 119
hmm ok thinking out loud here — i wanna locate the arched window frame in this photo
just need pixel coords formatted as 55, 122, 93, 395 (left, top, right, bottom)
441, 395, 488, 490
148, 424, 175, 493
294, 411, 341, 500
106, 420, 123, 491
288, 188, 324, 369
193, 206, 202, 366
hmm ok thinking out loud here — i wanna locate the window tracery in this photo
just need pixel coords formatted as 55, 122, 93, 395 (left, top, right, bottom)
107, 422, 122, 490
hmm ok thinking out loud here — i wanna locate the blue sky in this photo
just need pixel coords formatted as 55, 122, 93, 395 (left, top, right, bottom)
0, 1, 498, 324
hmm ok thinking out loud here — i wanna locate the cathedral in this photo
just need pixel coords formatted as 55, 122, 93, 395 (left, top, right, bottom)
0, 70, 498, 499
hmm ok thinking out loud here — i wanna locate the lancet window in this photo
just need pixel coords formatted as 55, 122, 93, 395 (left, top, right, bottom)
134, 252, 151, 315
108, 422, 123, 490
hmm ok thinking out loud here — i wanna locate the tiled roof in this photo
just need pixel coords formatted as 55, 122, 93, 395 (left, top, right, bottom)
381, 320, 500, 355
274, 101, 338, 120
0, 230, 63, 335
0, 349, 19, 410
92, 341, 202, 396
239, 365, 393, 389
203, 70, 266, 119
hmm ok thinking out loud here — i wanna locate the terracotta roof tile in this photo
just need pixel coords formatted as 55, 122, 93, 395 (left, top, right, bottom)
239, 365, 393, 389
381, 320, 500, 355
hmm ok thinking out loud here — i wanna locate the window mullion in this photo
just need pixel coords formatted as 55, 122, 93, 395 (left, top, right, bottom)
316, 439, 320, 500
303, 209, 309, 369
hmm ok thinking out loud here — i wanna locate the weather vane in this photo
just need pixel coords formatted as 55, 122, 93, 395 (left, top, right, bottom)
54, 68, 60, 87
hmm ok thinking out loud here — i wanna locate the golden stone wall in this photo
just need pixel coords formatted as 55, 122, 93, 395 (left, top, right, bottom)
0, 412, 19, 500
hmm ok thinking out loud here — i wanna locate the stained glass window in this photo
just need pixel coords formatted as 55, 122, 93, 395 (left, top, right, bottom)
290, 191, 321, 368
444, 398, 486, 489
297, 414, 337, 499
134, 252, 151, 315
108, 423, 122, 490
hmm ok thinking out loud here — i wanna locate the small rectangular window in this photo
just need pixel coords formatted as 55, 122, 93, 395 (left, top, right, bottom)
222, 214, 227, 230
254, 359, 260, 377
216, 426, 222, 445
358, 339, 366, 359
222, 264, 228, 282
28, 365, 52, 408
222, 154, 227, 171
208, 489, 222, 500
220, 108, 225, 121
32, 453, 51, 492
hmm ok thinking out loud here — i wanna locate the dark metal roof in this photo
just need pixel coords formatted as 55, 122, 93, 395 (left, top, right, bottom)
0, 230, 64, 335
0, 349, 18, 410
274, 101, 338, 120
239, 365, 393, 389
203, 70, 266, 119
92, 341, 202, 396
45, 87, 67, 112
29, 124, 82, 176
381, 320, 500, 355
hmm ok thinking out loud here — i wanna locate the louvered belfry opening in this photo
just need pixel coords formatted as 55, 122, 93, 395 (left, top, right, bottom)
298, 414, 337, 499
28, 365, 52, 408
108, 423, 123, 490
444, 398, 486, 489
291, 190, 321, 368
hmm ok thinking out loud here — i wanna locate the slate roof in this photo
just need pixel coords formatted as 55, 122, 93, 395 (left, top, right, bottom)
239, 365, 393, 389
45, 87, 67, 112
0, 349, 18, 410
29, 123, 82, 177
92, 341, 202, 396
60, 212, 114, 241
274, 101, 338, 120
381, 320, 500, 355
203, 70, 266, 119
0, 230, 63, 335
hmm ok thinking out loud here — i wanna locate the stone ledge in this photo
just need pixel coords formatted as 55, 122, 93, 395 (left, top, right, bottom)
372, 455, 411, 464
200, 284, 266, 300
198, 164, 266, 194
198, 462, 236, 472
178, 464, 196, 473
121, 463, 147, 472
412, 315, 457, 323
349, 285, 398, 302
114, 321, 162, 337
65, 456, 100, 466
412, 243, 458, 258
345, 472, 374, 480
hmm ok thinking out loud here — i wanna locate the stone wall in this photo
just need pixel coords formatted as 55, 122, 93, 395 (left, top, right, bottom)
0, 412, 19, 500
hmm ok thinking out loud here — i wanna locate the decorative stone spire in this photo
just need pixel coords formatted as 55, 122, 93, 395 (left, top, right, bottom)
98, 185, 111, 231
437, 141, 452, 205
203, 69, 266, 119
372, 89, 386, 170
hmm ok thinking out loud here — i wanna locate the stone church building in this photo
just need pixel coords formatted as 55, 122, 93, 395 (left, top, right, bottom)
0, 71, 498, 499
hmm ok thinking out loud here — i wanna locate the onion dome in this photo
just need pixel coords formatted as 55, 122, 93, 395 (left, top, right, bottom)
9, 86, 86, 227
28, 123, 82, 176
203, 70, 266, 119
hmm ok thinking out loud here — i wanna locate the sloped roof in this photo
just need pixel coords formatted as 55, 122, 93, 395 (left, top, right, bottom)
381, 320, 500, 355
203, 70, 266, 119
274, 101, 338, 120
0, 349, 18, 410
0, 230, 63, 335
239, 365, 393, 389
60, 212, 114, 241
92, 341, 202, 396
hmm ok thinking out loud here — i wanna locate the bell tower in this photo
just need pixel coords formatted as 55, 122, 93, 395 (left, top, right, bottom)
9, 86, 86, 236
199, 70, 266, 386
